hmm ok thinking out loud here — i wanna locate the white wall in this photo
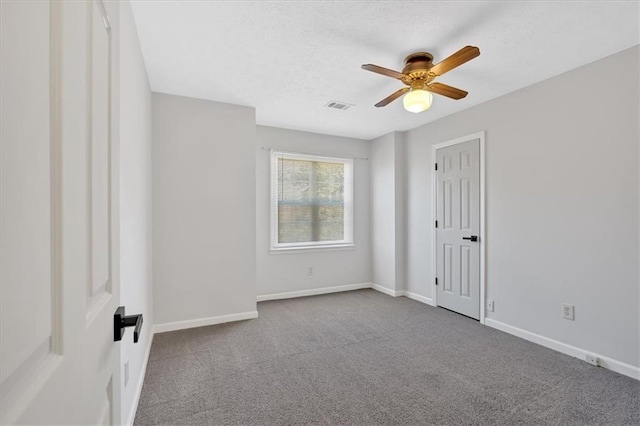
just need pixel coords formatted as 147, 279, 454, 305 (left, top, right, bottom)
152, 93, 257, 325
403, 46, 639, 367
118, 2, 153, 424
370, 133, 395, 289
395, 133, 406, 293
370, 132, 405, 293
255, 126, 370, 296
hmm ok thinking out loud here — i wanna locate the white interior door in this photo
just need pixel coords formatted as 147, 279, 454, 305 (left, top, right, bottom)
1, 1, 123, 424
435, 139, 481, 319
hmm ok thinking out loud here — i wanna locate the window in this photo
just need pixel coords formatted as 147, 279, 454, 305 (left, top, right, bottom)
271, 151, 354, 251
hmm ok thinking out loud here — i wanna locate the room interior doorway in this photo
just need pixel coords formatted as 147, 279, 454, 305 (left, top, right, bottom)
431, 132, 485, 322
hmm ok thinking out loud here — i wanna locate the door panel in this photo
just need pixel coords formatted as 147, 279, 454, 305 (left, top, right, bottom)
443, 244, 454, 293
0, 0, 56, 391
461, 178, 471, 230
461, 246, 471, 297
88, 0, 113, 322
90, 0, 111, 297
0, 1, 121, 424
443, 180, 453, 229
436, 139, 480, 319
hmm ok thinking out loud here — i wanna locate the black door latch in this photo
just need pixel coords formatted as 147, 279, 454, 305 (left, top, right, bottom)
114, 306, 143, 343
462, 235, 479, 242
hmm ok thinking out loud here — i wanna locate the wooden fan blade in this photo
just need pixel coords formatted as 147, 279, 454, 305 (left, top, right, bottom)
375, 87, 409, 107
427, 82, 468, 100
362, 64, 405, 80
429, 46, 480, 76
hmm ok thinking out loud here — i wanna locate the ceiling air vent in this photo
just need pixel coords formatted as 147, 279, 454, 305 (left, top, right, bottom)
325, 101, 353, 111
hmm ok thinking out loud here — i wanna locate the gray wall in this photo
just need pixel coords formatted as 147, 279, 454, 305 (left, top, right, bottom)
402, 46, 639, 366
152, 93, 257, 324
255, 125, 370, 296
369, 132, 405, 293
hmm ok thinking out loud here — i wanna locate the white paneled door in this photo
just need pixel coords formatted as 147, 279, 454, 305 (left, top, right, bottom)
1, 1, 123, 424
436, 139, 481, 319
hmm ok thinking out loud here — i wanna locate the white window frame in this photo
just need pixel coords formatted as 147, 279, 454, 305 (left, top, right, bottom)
270, 150, 354, 252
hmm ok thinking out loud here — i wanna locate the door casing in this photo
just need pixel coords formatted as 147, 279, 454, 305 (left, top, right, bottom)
431, 131, 486, 324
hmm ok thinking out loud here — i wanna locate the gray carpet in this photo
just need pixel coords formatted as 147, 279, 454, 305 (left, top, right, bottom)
134, 289, 640, 425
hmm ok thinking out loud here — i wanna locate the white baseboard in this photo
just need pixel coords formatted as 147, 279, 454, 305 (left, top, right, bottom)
258, 283, 429, 305
371, 283, 406, 298
257, 282, 372, 301
125, 332, 154, 426
258, 282, 436, 310
153, 311, 259, 334
485, 318, 640, 381
405, 291, 435, 306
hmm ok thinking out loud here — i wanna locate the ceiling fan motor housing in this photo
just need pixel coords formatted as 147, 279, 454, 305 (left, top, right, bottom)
402, 52, 436, 89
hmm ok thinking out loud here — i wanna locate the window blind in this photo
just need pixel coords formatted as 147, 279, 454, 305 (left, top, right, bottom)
270, 151, 354, 250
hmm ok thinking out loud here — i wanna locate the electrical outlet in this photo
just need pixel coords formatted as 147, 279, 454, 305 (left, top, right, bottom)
487, 300, 494, 312
307, 267, 313, 276
124, 360, 129, 387
584, 354, 599, 366
562, 303, 575, 320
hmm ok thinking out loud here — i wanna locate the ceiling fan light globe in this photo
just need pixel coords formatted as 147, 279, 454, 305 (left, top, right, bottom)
403, 89, 433, 113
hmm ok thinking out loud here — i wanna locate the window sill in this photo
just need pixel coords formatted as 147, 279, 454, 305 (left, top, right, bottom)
270, 244, 355, 255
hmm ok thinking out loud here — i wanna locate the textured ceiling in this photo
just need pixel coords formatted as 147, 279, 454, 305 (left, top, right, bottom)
131, 1, 639, 140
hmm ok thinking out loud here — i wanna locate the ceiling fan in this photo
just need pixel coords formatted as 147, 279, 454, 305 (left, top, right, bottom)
361, 45, 480, 113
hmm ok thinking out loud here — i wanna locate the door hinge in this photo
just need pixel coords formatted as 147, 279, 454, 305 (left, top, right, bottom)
434, 163, 438, 171
435, 220, 438, 228
435, 277, 438, 286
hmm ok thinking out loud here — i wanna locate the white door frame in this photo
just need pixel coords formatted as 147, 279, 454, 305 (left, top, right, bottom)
431, 131, 486, 324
